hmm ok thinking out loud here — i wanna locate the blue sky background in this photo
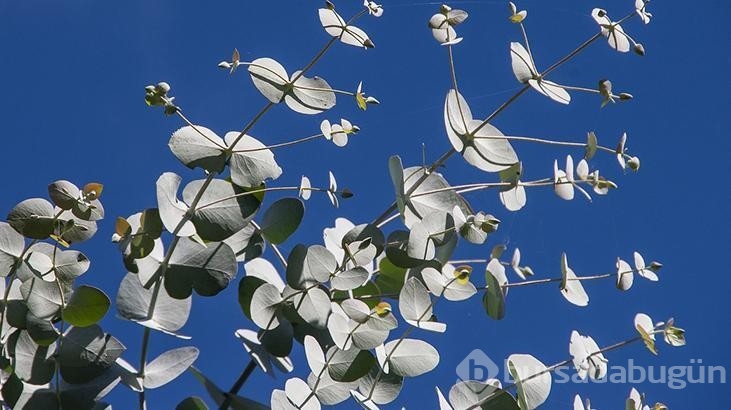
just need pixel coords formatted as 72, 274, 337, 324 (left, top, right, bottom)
0, 0, 729, 408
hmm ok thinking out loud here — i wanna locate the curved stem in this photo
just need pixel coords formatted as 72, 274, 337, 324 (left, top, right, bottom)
232, 134, 325, 153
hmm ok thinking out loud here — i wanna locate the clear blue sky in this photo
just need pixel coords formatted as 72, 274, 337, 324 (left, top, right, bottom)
0, 0, 728, 408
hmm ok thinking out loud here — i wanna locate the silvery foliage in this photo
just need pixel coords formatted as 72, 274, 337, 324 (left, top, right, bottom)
0, 1, 684, 409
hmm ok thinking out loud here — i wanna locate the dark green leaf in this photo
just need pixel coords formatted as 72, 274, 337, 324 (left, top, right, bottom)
48, 180, 80, 210
261, 198, 304, 245
58, 325, 125, 384
1, 372, 58, 409
26, 312, 59, 346
7, 198, 56, 239
63, 286, 110, 327
176, 396, 209, 410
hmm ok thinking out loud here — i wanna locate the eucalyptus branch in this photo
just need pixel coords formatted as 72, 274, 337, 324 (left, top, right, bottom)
473, 133, 626, 157
137, 171, 217, 409
468, 332, 651, 409
218, 359, 257, 410
371, 38, 466, 227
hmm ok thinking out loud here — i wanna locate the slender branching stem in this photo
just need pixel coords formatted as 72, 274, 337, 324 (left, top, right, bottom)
195, 186, 300, 211
218, 359, 257, 410
232, 133, 325, 153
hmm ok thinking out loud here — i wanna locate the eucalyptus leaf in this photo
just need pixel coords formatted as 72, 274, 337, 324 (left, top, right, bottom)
236, 328, 294, 376
375, 257, 406, 296
507, 354, 551, 410
248, 57, 289, 103
7, 198, 56, 239
331, 266, 370, 291
342, 223, 385, 257
72, 196, 104, 222
444, 90, 519, 172
225, 132, 283, 188
261, 198, 304, 245
183, 178, 260, 241
250, 283, 283, 330
59, 364, 121, 409
165, 238, 238, 298
169, 125, 227, 173
407, 220, 436, 261
224, 223, 265, 262
176, 396, 209, 410
116, 273, 192, 338
385, 230, 425, 269
399, 277, 446, 332
0, 222, 25, 277
285, 377, 320, 410
156, 172, 197, 237
447, 381, 519, 410
284, 71, 336, 115
244, 257, 286, 292
422, 266, 476, 302
286, 244, 337, 289
357, 364, 403, 405
402, 166, 471, 229
307, 369, 355, 406
327, 346, 376, 383
26, 311, 59, 346
318, 8, 374, 48
59, 325, 125, 384
260, 320, 295, 358
57, 209, 99, 244
292, 286, 331, 329
8, 330, 56, 384
510, 42, 570, 104
388, 155, 406, 217
48, 180, 81, 210
382, 338, 439, 377
20, 277, 63, 320
1, 373, 57, 410
144, 346, 200, 389
484, 258, 508, 320
560, 253, 589, 307
63, 285, 110, 327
